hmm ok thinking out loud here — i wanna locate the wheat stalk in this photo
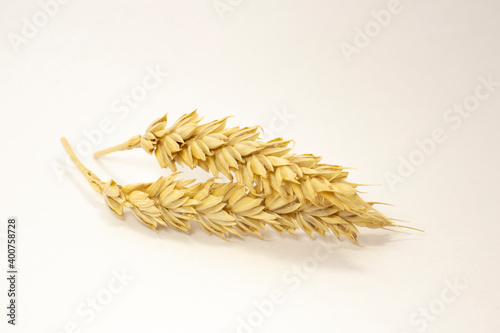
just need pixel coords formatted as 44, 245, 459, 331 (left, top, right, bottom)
63, 137, 411, 242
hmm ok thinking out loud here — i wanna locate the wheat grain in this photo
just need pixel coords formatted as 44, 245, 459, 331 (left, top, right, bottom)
63, 137, 412, 242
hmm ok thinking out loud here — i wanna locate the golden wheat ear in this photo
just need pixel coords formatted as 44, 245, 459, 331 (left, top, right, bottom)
93, 111, 421, 236
93, 112, 359, 201
63, 135, 419, 243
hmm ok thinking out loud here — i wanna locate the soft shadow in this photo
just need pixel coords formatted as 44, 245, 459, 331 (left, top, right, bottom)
103, 211, 389, 272
357, 229, 424, 247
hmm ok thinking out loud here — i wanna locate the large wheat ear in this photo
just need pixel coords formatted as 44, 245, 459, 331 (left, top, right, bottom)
93, 112, 411, 224
93, 111, 350, 199
62, 138, 415, 242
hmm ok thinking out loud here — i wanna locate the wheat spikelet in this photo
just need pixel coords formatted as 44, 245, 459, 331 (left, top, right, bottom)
93, 111, 410, 232
63, 137, 411, 243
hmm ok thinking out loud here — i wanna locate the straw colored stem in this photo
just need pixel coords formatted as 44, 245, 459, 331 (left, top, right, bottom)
61, 137, 104, 193
61, 138, 93, 180
93, 135, 142, 158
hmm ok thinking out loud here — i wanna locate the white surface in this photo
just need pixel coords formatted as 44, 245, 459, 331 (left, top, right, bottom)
1, 1, 500, 332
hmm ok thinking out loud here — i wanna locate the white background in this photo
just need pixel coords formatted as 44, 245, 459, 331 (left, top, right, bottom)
1, 1, 500, 332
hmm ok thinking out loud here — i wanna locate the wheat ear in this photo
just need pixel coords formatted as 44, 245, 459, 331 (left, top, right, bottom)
63, 137, 412, 242
93, 111, 351, 200
93, 111, 418, 233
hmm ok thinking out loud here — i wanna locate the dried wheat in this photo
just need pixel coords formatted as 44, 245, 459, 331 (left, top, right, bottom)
94, 111, 401, 223
63, 137, 411, 242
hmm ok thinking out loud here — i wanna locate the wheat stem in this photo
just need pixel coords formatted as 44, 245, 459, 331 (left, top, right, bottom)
60, 137, 90, 176
61, 137, 104, 193
93, 135, 142, 158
